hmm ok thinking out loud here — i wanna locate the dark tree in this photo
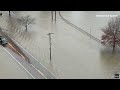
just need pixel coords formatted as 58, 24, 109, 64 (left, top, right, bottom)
17, 15, 35, 31
101, 17, 120, 52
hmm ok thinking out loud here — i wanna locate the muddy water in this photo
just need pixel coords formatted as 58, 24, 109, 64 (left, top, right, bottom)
60, 11, 120, 39
0, 45, 32, 79
0, 11, 120, 79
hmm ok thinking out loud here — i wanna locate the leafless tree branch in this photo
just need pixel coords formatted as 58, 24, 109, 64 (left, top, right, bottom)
101, 16, 120, 52
17, 15, 35, 31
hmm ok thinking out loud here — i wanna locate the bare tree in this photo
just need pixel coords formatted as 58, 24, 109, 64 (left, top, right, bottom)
17, 15, 35, 31
101, 16, 120, 52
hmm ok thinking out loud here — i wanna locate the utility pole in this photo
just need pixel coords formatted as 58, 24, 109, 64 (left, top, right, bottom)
55, 11, 56, 22
51, 11, 57, 22
8, 11, 11, 16
51, 11, 53, 21
47, 33, 54, 61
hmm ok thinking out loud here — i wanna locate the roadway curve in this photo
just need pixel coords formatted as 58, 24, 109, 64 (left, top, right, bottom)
59, 11, 104, 45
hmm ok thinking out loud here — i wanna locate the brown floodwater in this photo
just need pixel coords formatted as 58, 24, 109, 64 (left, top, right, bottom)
0, 11, 120, 79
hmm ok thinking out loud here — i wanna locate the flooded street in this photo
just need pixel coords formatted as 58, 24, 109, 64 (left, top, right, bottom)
0, 11, 120, 79
60, 11, 120, 39
0, 45, 32, 79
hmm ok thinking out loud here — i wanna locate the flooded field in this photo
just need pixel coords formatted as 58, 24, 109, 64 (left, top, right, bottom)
0, 11, 120, 79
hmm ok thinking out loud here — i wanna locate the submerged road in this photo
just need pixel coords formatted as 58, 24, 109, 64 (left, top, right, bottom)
59, 11, 111, 48
0, 28, 56, 79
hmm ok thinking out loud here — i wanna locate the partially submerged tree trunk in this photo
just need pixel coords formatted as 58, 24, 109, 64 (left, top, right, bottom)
25, 25, 27, 31
51, 11, 53, 21
112, 34, 116, 53
9, 11, 11, 16
112, 44, 115, 53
